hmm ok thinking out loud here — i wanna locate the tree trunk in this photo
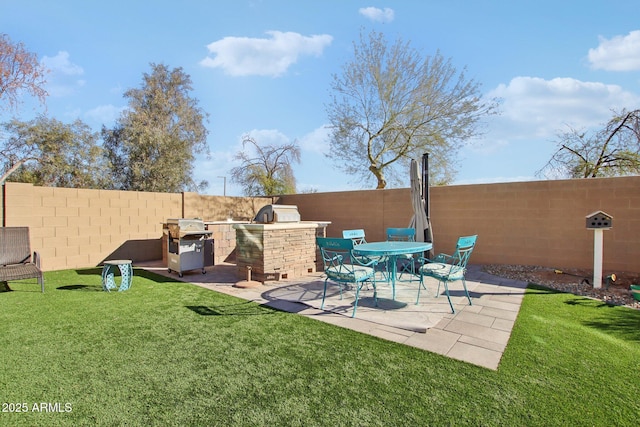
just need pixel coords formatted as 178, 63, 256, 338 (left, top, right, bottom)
369, 165, 387, 189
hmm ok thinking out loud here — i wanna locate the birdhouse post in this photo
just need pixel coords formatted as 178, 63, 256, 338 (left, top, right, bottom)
585, 211, 613, 289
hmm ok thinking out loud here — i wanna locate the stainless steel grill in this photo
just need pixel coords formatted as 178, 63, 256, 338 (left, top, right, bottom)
166, 218, 213, 277
253, 205, 301, 223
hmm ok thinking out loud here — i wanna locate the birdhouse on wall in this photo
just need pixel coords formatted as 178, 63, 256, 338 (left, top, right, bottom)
585, 211, 612, 230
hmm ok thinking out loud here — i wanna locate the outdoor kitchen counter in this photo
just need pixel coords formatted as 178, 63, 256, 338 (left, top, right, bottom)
233, 221, 331, 282
232, 221, 331, 231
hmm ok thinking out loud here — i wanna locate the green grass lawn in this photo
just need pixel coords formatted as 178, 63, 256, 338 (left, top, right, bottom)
1, 269, 638, 426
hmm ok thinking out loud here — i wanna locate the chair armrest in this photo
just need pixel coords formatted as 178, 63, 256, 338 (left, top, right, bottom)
419, 253, 453, 264
350, 251, 378, 268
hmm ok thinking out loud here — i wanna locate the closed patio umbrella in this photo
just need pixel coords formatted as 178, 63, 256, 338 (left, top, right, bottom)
408, 158, 430, 244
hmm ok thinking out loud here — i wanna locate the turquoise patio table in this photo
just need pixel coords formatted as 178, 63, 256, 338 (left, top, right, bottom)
353, 241, 432, 299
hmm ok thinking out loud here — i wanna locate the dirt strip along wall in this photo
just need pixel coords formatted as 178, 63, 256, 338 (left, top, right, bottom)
279, 176, 640, 274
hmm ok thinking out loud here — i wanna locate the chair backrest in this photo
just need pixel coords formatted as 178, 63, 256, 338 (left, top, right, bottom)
386, 227, 415, 242
316, 237, 355, 269
342, 229, 366, 245
0, 227, 32, 265
451, 235, 478, 268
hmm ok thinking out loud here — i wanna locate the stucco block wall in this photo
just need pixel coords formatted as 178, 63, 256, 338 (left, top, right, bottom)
280, 176, 640, 274
182, 193, 272, 221
2, 183, 182, 271
2, 176, 638, 274
207, 223, 241, 264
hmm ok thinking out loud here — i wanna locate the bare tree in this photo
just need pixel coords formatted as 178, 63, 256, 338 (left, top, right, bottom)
326, 29, 499, 189
230, 136, 300, 196
0, 34, 48, 114
538, 109, 640, 179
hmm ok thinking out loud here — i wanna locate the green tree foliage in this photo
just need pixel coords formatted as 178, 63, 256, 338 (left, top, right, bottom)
538, 109, 640, 179
230, 136, 300, 196
326, 30, 499, 188
0, 33, 48, 113
0, 116, 108, 188
102, 63, 209, 192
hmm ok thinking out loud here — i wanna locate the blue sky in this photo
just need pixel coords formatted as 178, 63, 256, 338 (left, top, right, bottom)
2, 0, 639, 195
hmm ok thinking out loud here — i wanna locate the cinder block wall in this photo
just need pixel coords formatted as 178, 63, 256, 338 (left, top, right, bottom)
182, 192, 273, 221
3, 176, 639, 274
279, 176, 640, 274
0, 183, 274, 272
1, 182, 182, 271
207, 223, 238, 264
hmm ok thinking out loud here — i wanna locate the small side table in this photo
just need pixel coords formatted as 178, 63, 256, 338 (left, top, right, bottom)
102, 260, 133, 292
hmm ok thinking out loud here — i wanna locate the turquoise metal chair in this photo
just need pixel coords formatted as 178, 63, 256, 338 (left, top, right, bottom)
342, 229, 367, 245
386, 227, 418, 280
316, 237, 379, 318
342, 229, 386, 278
417, 235, 478, 313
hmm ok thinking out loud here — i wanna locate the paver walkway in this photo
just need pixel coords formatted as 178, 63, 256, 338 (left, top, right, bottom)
141, 262, 528, 370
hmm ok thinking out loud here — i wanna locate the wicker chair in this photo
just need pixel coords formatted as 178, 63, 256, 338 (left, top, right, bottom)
0, 227, 44, 292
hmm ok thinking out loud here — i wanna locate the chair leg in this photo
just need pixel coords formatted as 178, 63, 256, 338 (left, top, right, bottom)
352, 282, 361, 318
372, 279, 377, 307
399, 258, 417, 282
373, 281, 378, 307
462, 278, 472, 306
442, 281, 455, 313
321, 279, 329, 310
416, 275, 423, 304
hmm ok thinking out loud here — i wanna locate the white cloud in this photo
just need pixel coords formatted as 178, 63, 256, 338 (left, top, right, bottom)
41, 51, 84, 76
40, 51, 85, 97
298, 125, 330, 154
244, 128, 290, 145
359, 7, 394, 23
466, 137, 509, 155
588, 30, 640, 71
200, 31, 333, 77
84, 104, 125, 127
487, 76, 640, 139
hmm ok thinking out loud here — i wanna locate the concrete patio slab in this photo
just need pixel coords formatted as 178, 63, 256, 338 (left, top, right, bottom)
139, 262, 528, 370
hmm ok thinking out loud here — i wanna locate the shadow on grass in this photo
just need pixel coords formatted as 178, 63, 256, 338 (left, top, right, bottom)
582, 308, 640, 343
55, 267, 183, 292
527, 283, 640, 343
57, 284, 103, 292
186, 301, 278, 316
133, 269, 183, 283
73, 267, 183, 284
561, 296, 640, 343
445, 284, 550, 300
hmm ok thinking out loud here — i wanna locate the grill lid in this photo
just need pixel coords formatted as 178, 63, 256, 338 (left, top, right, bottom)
254, 205, 300, 223
166, 218, 210, 238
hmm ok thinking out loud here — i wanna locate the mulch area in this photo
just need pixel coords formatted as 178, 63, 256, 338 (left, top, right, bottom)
483, 264, 640, 309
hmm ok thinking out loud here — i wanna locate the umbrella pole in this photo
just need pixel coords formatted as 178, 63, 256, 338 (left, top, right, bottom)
421, 153, 433, 258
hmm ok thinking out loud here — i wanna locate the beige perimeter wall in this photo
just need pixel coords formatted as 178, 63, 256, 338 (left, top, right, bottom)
280, 176, 640, 274
1, 182, 271, 271
2, 176, 639, 274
